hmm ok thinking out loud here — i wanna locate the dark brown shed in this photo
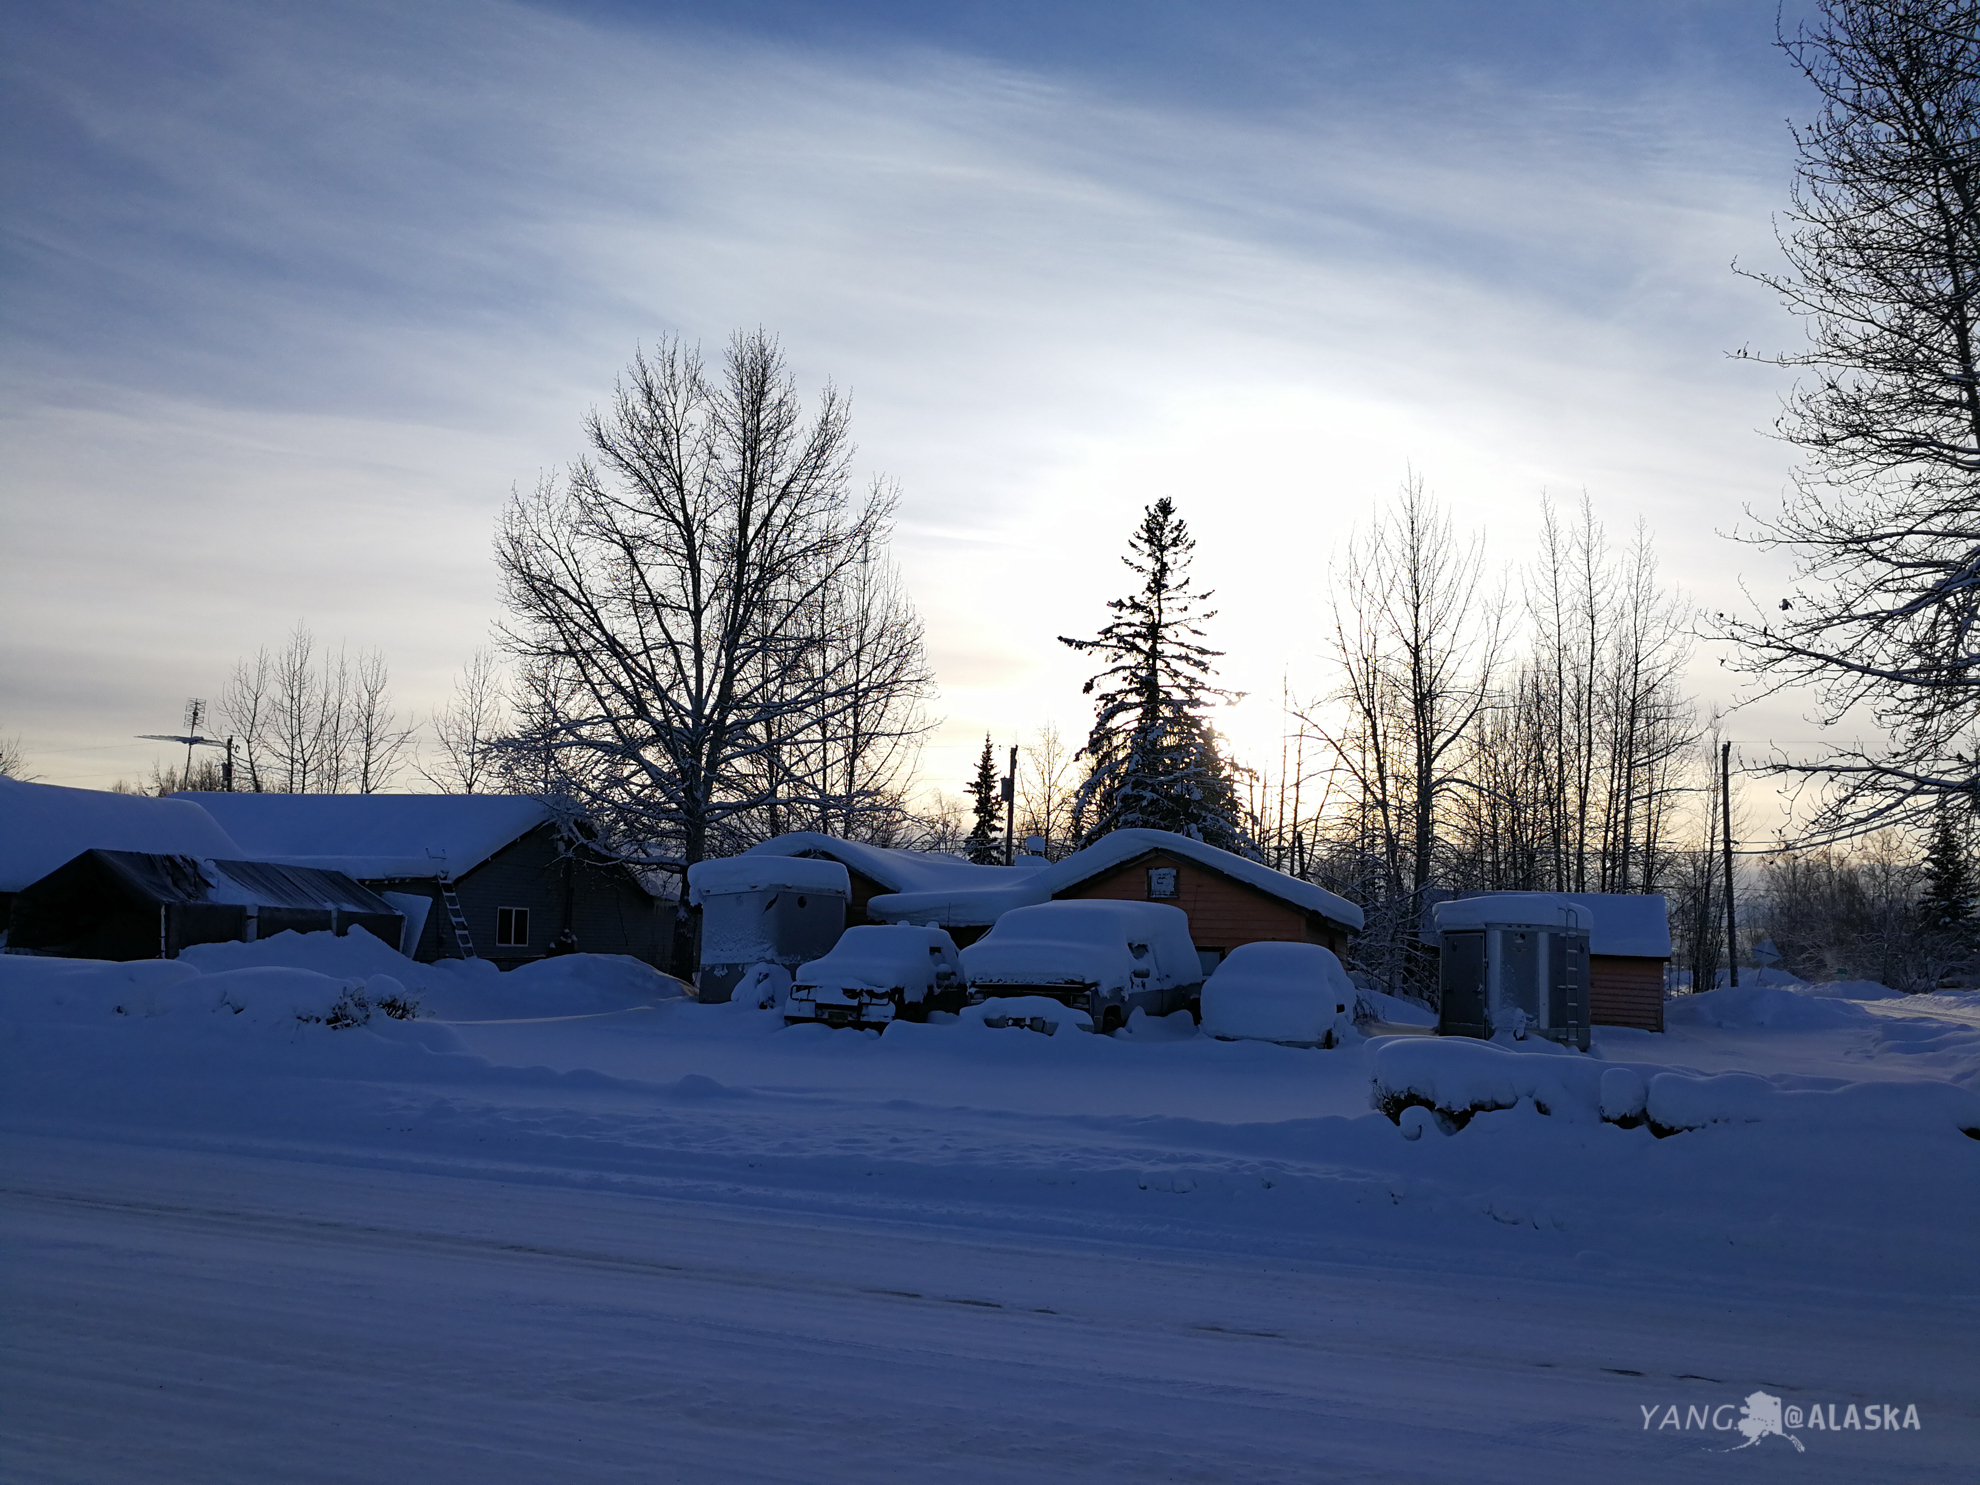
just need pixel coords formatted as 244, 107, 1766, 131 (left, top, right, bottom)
8, 850, 402, 961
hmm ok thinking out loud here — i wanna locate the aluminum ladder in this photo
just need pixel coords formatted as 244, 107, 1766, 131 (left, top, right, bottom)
437, 874, 477, 958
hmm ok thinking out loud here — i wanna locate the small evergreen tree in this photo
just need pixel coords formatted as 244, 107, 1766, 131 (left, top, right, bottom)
963, 734, 1004, 864
1059, 498, 1251, 853
1919, 802, 1977, 961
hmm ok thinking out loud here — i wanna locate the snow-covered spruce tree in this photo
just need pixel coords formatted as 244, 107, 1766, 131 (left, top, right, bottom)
963, 735, 1003, 864
1722, 0, 1980, 839
1919, 800, 1977, 962
1059, 499, 1251, 853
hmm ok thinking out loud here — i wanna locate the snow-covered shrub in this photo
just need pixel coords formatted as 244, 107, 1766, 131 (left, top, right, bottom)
1369, 1037, 1603, 1130
1372, 1033, 1980, 1141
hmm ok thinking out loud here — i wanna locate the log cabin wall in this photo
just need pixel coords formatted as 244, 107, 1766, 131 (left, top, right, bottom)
1056, 851, 1350, 961
1590, 953, 1665, 1031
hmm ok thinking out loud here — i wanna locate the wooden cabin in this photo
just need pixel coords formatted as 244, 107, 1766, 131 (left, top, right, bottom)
857, 828, 1363, 972
1574, 894, 1671, 1032
1046, 837, 1357, 975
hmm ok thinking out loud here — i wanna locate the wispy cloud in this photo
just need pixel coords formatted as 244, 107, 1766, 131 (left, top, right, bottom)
2, 0, 1814, 788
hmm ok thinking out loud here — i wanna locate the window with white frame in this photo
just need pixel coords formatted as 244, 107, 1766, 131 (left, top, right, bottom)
496, 907, 530, 947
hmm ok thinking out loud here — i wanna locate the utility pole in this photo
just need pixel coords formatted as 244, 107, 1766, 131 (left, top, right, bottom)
181, 699, 205, 787
1721, 740, 1738, 989
1002, 744, 1017, 866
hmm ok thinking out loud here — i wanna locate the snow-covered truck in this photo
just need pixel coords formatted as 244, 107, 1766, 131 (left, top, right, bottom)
784, 924, 965, 1030
958, 900, 1201, 1032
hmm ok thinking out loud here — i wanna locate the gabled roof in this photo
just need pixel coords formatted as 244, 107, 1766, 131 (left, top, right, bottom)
867, 827, 1364, 932
174, 792, 556, 880
0, 778, 247, 893
743, 832, 1051, 896
1039, 830, 1364, 932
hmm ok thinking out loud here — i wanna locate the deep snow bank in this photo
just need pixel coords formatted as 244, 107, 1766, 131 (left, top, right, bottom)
1369, 1032, 1980, 1141
177, 928, 686, 1018
1668, 984, 1877, 1031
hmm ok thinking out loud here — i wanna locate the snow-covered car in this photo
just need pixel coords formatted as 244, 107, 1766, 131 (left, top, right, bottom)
1199, 941, 1355, 1047
785, 925, 964, 1030
958, 900, 1201, 1033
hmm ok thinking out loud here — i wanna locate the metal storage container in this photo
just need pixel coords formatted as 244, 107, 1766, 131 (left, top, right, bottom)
1432, 894, 1590, 1051
686, 855, 850, 1004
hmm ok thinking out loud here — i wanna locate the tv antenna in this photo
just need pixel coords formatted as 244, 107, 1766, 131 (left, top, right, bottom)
137, 698, 236, 791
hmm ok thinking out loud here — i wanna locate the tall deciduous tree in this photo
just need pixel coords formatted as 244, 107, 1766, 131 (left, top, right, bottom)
1725, 0, 1980, 838
1060, 499, 1249, 852
217, 623, 410, 794
422, 648, 507, 795
493, 331, 929, 973
1301, 476, 1498, 988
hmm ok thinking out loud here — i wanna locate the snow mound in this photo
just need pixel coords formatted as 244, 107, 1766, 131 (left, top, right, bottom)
180, 925, 431, 982
1356, 988, 1437, 1027
0, 951, 462, 1051
1370, 1033, 1980, 1139
1370, 1037, 1606, 1129
1200, 942, 1353, 1046
1798, 979, 1909, 1001
1668, 985, 1875, 1030
179, 927, 683, 1019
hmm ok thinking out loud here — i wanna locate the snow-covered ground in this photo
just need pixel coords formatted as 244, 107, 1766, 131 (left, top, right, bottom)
3, 932, 1976, 1482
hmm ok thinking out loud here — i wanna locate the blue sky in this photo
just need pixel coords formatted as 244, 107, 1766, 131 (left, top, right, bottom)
3, 0, 1825, 804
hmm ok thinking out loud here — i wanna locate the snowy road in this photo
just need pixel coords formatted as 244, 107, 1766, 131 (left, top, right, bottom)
4, 1134, 1972, 1484
4, 944, 1977, 1481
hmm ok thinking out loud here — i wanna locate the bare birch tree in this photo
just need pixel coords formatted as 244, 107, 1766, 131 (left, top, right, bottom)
1302, 475, 1498, 989
1017, 722, 1080, 858
218, 624, 411, 794
422, 648, 507, 794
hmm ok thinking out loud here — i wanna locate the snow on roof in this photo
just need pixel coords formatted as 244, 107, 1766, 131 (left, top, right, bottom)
69, 851, 398, 914
0, 778, 248, 893
1039, 830, 1364, 931
1430, 892, 1671, 958
743, 832, 1051, 895
868, 828, 1365, 931
173, 792, 556, 880
687, 854, 851, 904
